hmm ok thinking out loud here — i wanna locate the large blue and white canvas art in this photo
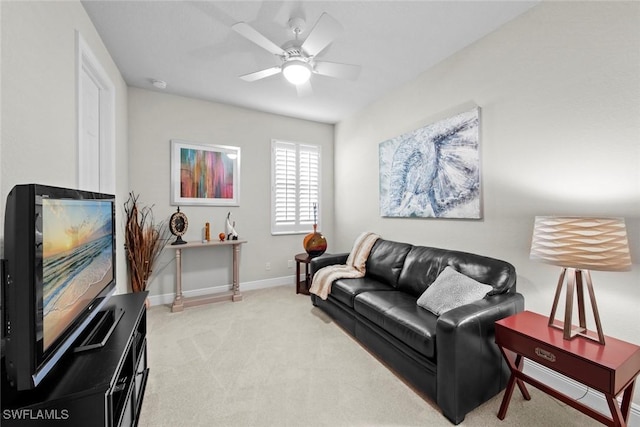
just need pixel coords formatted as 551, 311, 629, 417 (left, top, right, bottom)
379, 107, 481, 219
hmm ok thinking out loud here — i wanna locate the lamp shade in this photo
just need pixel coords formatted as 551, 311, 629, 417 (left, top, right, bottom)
282, 59, 311, 85
530, 216, 632, 271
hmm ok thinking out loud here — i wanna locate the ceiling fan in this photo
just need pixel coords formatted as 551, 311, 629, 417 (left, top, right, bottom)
232, 12, 361, 96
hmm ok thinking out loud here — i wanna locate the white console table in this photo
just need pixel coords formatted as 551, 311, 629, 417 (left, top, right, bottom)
166, 239, 247, 312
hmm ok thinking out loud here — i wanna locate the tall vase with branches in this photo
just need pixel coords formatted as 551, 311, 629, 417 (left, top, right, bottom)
124, 192, 169, 293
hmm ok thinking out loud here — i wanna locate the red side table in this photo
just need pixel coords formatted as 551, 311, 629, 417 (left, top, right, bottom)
495, 310, 640, 426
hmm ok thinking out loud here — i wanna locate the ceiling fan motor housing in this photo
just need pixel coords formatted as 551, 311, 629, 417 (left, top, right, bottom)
280, 41, 308, 60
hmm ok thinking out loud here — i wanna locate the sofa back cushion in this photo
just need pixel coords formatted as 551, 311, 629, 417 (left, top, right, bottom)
365, 239, 412, 288
397, 246, 516, 297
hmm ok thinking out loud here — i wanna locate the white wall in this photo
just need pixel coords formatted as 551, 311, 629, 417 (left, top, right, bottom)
335, 1, 640, 404
0, 1, 129, 292
127, 88, 334, 299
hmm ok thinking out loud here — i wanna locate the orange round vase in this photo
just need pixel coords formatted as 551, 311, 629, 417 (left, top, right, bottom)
303, 224, 327, 257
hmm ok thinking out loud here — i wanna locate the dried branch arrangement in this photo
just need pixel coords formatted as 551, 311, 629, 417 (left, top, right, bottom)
124, 192, 169, 293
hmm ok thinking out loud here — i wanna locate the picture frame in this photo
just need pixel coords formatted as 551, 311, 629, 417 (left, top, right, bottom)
379, 107, 481, 219
170, 139, 240, 206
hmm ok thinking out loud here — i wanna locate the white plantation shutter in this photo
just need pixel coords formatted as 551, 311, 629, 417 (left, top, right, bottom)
274, 142, 297, 225
299, 145, 319, 224
271, 140, 321, 234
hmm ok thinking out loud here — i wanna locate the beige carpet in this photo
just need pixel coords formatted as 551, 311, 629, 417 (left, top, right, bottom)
138, 285, 600, 427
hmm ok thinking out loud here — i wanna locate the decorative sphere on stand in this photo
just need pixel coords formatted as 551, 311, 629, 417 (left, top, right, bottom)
303, 203, 327, 257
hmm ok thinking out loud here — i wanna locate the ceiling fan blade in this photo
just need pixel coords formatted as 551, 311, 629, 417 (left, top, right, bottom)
232, 22, 286, 56
301, 13, 343, 57
314, 61, 361, 80
296, 80, 313, 97
239, 67, 282, 82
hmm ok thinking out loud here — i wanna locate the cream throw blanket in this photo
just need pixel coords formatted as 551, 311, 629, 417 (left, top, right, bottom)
309, 232, 380, 300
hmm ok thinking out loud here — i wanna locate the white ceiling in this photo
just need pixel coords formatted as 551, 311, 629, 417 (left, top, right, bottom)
81, 1, 538, 124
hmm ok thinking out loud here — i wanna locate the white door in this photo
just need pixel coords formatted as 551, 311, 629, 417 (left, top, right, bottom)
77, 32, 115, 194
79, 70, 101, 192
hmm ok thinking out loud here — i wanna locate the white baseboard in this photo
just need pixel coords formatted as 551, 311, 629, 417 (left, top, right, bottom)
147, 275, 295, 307
524, 359, 640, 426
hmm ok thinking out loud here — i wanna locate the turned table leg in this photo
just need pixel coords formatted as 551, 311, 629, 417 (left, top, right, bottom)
231, 243, 243, 301
171, 248, 184, 312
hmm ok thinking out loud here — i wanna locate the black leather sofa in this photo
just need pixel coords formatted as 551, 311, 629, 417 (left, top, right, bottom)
310, 238, 524, 424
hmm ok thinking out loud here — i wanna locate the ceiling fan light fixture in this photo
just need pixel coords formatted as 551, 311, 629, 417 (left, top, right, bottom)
282, 59, 312, 85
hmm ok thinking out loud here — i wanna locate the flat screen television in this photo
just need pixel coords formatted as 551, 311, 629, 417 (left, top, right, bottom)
2, 184, 117, 390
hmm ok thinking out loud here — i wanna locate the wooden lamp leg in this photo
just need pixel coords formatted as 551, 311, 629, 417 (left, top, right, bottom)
548, 267, 566, 328
548, 267, 605, 345
584, 270, 605, 345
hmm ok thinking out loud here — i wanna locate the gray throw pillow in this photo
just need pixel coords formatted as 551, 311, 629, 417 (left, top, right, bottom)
417, 266, 493, 315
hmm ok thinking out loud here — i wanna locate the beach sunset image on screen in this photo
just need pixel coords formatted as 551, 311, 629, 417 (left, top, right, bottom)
41, 199, 113, 350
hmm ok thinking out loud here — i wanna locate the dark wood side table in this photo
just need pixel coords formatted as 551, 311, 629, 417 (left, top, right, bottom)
294, 253, 312, 295
495, 310, 640, 427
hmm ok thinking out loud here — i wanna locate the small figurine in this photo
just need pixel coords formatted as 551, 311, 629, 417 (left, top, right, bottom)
205, 222, 211, 242
225, 212, 239, 240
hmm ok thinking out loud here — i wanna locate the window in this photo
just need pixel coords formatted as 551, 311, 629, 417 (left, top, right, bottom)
271, 140, 321, 235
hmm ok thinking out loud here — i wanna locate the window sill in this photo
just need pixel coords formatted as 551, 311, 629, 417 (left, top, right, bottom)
271, 231, 312, 236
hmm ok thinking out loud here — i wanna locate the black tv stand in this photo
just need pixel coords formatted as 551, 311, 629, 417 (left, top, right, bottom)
1, 292, 149, 426
74, 306, 124, 353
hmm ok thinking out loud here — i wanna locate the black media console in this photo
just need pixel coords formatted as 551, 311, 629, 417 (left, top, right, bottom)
1, 292, 149, 426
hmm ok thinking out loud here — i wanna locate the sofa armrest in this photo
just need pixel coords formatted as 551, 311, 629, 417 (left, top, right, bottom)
435, 292, 524, 424
310, 253, 349, 276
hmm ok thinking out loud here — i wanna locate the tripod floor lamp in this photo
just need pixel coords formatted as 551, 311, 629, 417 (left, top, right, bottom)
530, 216, 632, 345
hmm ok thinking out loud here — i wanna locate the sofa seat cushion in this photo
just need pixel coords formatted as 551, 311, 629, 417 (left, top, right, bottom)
354, 291, 438, 358
331, 277, 394, 308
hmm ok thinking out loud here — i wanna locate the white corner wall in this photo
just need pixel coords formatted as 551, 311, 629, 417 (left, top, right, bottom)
0, 1, 129, 293
127, 88, 334, 299
334, 0, 640, 404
